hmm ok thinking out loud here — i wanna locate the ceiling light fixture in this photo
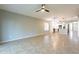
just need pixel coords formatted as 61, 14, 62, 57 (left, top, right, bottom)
36, 4, 50, 12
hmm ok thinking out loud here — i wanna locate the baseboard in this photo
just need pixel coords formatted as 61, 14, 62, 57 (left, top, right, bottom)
0, 33, 46, 44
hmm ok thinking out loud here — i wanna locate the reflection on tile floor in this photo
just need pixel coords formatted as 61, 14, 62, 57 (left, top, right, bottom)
0, 32, 79, 54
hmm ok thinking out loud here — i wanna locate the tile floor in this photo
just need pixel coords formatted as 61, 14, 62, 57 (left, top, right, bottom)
0, 32, 79, 54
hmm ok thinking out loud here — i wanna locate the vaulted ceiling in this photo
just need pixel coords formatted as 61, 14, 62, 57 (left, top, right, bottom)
0, 4, 79, 21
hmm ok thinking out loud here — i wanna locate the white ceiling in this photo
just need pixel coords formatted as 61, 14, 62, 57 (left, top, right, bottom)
0, 4, 79, 21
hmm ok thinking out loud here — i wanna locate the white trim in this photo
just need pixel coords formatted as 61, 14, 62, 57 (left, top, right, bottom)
0, 33, 46, 44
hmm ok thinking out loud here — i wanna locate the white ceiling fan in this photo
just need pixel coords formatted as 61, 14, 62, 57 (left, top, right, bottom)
36, 4, 50, 12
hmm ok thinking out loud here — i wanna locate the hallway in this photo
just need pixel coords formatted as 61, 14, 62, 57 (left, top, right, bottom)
0, 32, 79, 54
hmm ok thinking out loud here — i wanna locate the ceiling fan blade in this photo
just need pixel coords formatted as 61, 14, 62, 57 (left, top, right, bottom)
45, 9, 50, 12
36, 9, 41, 12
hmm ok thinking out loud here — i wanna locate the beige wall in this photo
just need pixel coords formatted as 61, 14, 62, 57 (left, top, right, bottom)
0, 13, 2, 41
0, 10, 45, 43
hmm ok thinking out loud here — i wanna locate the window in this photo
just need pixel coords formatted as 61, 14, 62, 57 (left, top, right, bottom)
44, 22, 49, 31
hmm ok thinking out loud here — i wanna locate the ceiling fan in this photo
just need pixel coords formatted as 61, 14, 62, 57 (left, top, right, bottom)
36, 4, 50, 12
